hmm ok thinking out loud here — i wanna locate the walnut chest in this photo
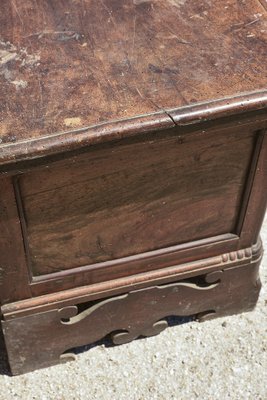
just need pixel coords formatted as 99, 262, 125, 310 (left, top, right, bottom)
0, 0, 267, 374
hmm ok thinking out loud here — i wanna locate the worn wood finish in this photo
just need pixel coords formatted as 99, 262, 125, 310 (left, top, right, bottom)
0, 0, 267, 165
0, 0, 267, 375
17, 126, 255, 275
0, 122, 265, 302
0, 93, 267, 170
29, 235, 238, 298
2, 253, 262, 375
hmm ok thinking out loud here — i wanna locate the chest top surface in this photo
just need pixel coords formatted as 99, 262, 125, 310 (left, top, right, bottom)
0, 0, 267, 164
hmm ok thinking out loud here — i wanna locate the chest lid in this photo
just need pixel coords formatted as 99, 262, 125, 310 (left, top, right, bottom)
0, 0, 267, 166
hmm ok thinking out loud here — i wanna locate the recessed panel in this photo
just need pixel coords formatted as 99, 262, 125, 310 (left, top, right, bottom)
18, 127, 255, 276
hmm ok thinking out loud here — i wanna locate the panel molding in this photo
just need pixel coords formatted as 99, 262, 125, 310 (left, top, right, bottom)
0, 178, 31, 305
4, 128, 265, 301
2, 237, 261, 318
238, 130, 267, 247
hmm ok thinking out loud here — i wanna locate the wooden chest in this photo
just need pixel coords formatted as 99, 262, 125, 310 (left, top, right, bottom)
0, 0, 267, 374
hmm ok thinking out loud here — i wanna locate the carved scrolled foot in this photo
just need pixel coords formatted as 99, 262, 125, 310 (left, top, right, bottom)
58, 306, 78, 322
204, 270, 223, 284
111, 330, 135, 345
111, 320, 169, 345
141, 320, 169, 338
195, 310, 216, 322
1, 248, 262, 375
60, 353, 77, 364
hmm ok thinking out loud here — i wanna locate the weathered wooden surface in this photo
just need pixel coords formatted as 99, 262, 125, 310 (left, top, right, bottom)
1, 126, 266, 301
0, 1, 266, 376
2, 239, 262, 317
2, 257, 262, 375
0, 0, 266, 150
17, 125, 255, 275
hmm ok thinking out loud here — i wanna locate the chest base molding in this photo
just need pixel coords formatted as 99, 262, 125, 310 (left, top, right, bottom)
1, 241, 262, 375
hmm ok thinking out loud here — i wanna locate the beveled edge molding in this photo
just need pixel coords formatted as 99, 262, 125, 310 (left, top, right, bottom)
0, 90, 266, 169
221, 240, 262, 264
167, 90, 267, 125
31, 233, 236, 283
1, 238, 262, 319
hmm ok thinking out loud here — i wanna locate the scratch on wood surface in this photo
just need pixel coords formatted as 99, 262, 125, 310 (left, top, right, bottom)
135, 87, 164, 112
24, 30, 81, 41
131, 15, 137, 63
159, 23, 192, 45
38, 75, 43, 108
245, 18, 261, 26
257, 0, 267, 11
133, 0, 151, 4
97, 236, 108, 255
227, 17, 261, 33
99, 0, 116, 27
11, 0, 24, 25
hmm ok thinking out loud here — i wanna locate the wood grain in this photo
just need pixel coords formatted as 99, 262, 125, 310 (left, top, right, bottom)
17, 126, 256, 275
0, 0, 266, 151
0, 1, 266, 376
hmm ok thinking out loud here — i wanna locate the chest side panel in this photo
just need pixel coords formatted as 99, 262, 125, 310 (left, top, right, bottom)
17, 126, 256, 276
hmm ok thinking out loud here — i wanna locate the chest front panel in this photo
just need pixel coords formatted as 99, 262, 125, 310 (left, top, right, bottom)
16, 126, 256, 277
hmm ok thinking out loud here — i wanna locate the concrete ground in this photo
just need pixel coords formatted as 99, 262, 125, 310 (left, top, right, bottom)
0, 215, 266, 400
